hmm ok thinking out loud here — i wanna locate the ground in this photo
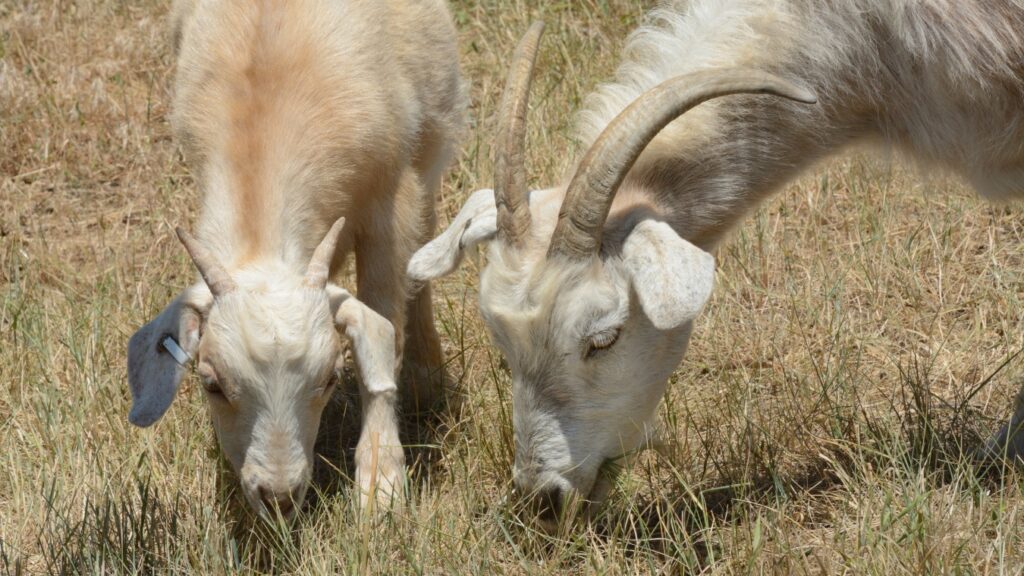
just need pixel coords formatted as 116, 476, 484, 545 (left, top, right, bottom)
3, 0, 1024, 573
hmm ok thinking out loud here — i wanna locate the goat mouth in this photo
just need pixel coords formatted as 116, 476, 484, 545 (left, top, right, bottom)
243, 485, 307, 524
511, 484, 597, 534
508, 461, 616, 531
537, 493, 596, 535
254, 499, 302, 523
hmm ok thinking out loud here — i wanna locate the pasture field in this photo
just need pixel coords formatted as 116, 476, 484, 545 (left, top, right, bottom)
4, 0, 1024, 573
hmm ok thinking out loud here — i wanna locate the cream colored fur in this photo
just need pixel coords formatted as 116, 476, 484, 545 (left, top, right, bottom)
128, 0, 466, 519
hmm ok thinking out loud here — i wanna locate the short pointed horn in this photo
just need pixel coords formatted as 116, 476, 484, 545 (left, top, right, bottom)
305, 217, 346, 289
547, 69, 818, 259
176, 227, 238, 297
494, 21, 545, 247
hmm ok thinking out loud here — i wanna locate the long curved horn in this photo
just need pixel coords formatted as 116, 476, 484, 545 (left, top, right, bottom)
176, 227, 238, 297
494, 21, 545, 247
304, 217, 346, 289
547, 69, 817, 259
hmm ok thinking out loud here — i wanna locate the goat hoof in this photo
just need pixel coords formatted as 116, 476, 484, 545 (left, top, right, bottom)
354, 440, 406, 516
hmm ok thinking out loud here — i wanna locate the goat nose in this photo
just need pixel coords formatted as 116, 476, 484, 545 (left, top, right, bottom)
533, 486, 563, 524
258, 484, 302, 518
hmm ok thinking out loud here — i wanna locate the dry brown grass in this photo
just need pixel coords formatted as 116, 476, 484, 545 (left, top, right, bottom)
4, 0, 1024, 573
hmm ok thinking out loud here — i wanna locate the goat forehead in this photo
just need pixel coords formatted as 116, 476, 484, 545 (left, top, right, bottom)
209, 288, 336, 370
483, 258, 622, 331
495, 301, 623, 359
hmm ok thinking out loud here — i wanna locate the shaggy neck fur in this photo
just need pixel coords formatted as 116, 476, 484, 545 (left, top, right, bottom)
556, 0, 1024, 251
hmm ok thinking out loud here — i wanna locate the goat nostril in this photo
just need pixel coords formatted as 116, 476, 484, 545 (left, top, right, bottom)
258, 486, 298, 517
534, 487, 563, 523
276, 495, 294, 516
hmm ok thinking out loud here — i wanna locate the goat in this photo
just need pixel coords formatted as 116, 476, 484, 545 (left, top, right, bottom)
409, 1, 1024, 526
127, 0, 466, 519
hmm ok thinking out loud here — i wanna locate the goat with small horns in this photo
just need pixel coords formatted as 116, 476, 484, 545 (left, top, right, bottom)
410, 0, 1024, 527
127, 0, 466, 519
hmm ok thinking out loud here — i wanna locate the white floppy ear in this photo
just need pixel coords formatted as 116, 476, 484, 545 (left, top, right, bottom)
407, 188, 497, 281
327, 285, 398, 394
620, 220, 715, 331
126, 284, 212, 427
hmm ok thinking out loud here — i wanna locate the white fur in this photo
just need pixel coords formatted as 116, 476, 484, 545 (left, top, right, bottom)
621, 220, 715, 331
412, 0, 1024, 521
407, 188, 497, 281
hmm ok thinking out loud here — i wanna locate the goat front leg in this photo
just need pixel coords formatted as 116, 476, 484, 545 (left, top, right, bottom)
351, 238, 408, 509
401, 282, 445, 412
356, 168, 443, 413
400, 126, 459, 412
332, 288, 407, 511
354, 386, 405, 511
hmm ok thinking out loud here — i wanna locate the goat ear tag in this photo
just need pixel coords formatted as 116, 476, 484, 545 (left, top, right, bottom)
621, 220, 715, 331
126, 294, 203, 427
407, 188, 497, 281
161, 336, 192, 366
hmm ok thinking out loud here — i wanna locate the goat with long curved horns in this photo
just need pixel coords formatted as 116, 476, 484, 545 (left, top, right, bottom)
411, 0, 1024, 528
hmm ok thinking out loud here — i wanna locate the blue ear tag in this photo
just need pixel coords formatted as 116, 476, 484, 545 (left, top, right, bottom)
161, 336, 192, 367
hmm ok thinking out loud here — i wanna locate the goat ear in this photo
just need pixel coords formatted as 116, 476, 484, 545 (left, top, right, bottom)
126, 285, 212, 427
327, 285, 398, 395
407, 188, 497, 281
620, 221, 715, 331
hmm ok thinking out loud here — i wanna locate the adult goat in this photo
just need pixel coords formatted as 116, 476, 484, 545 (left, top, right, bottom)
410, 1, 1024, 525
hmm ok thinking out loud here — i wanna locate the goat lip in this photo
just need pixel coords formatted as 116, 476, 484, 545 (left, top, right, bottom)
244, 489, 305, 523
535, 516, 560, 535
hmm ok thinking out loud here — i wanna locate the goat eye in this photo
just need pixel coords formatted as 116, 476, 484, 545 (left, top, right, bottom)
585, 328, 620, 359
201, 375, 223, 396
322, 371, 340, 396
197, 365, 224, 397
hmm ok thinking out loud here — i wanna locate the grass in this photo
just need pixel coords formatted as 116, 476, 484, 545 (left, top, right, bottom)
4, 0, 1024, 573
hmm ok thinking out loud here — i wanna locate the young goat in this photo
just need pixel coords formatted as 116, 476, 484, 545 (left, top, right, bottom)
127, 0, 466, 519
410, 2, 1024, 525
